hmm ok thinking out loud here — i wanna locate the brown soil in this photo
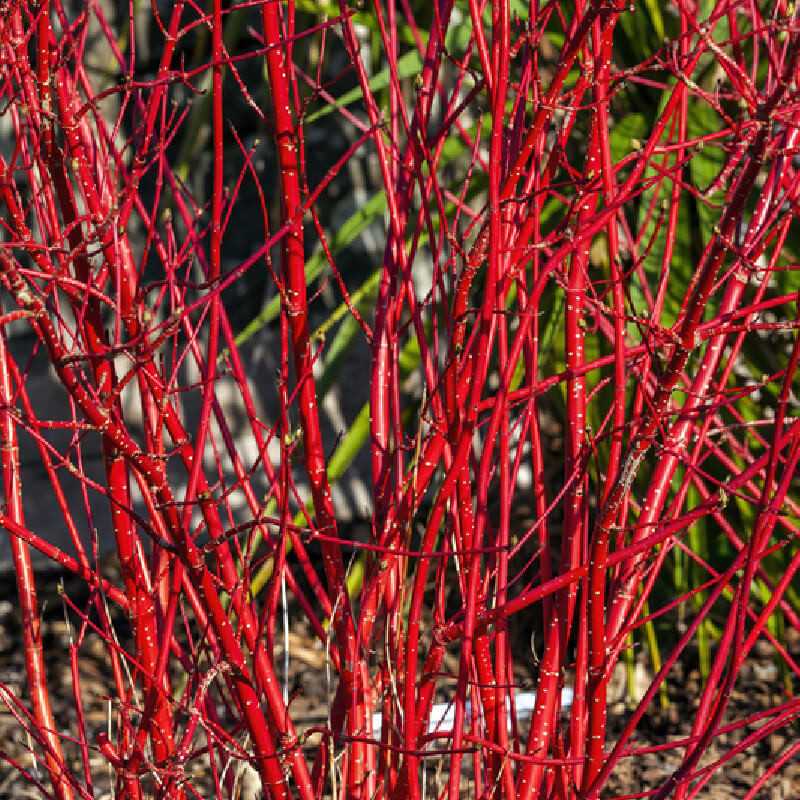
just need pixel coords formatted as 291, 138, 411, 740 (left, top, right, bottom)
0, 570, 798, 799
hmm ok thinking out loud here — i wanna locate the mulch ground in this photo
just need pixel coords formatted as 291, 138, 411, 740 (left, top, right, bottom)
0, 569, 798, 799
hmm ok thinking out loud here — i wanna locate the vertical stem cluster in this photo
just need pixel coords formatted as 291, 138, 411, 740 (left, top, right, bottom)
0, 1, 798, 799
